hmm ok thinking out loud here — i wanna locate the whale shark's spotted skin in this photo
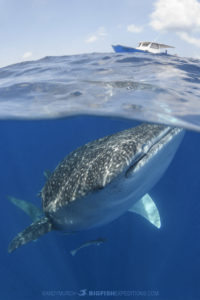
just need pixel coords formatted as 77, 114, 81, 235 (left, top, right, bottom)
8, 123, 184, 253
42, 124, 170, 213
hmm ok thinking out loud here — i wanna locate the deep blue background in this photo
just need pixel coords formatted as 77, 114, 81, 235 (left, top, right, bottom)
0, 116, 200, 300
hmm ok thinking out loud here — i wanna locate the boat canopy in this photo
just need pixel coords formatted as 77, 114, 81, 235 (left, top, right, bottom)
138, 42, 174, 49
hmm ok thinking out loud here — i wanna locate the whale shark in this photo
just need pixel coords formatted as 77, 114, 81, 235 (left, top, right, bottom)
8, 123, 184, 253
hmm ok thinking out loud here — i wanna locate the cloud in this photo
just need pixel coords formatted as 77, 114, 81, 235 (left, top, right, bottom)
178, 32, 200, 48
150, 0, 200, 32
85, 35, 98, 43
127, 24, 143, 33
22, 51, 33, 59
85, 26, 107, 43
150, 0, 200, 48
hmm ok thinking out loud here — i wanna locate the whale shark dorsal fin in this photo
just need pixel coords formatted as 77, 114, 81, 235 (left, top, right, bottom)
129, 194, 161, 229
43, 169, 52, 180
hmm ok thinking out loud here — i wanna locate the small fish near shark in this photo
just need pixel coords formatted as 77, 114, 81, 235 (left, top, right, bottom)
8, 123, 184, 253
70, 237, 106, 256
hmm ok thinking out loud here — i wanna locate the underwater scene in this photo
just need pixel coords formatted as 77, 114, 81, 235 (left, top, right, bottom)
0, 52, 200, 300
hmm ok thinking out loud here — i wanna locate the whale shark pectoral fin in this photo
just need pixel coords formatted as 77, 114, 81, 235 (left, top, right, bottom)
7, 196, 43, 222
129, 194, 161, 229
8, 217, 53, 253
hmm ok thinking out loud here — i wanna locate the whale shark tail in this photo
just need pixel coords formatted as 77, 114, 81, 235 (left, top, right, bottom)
8, 217, 53, 253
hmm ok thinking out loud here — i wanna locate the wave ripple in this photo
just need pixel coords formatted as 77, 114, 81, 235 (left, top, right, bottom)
0, 52, 200, 131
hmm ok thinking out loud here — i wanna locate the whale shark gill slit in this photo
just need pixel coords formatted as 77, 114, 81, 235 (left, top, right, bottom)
125, 152, 146, 178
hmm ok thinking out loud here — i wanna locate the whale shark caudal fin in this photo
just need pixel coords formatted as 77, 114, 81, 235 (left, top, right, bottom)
129, 194, 161, 229
7, 196, 42, 222
8, 217, 53, 253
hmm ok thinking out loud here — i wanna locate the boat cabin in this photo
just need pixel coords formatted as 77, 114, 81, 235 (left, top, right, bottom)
136, 42, 174, 54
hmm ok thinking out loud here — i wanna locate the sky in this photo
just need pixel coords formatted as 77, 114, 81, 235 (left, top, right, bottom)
1, 0, 200, 67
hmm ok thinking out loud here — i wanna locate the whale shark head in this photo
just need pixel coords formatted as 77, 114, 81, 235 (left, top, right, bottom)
42, 124, 183, 211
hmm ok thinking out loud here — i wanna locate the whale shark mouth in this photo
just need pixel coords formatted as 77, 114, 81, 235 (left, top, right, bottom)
125, 126, 182, 177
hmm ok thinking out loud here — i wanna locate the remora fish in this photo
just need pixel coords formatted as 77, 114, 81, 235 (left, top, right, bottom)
8, 123, 184, 253
70, 237, 106, 256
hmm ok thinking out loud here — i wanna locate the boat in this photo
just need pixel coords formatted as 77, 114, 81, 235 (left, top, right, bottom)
112, 41, 175, 55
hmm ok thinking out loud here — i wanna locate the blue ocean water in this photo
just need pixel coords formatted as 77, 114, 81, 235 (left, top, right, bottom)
0, 52, 200, 300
